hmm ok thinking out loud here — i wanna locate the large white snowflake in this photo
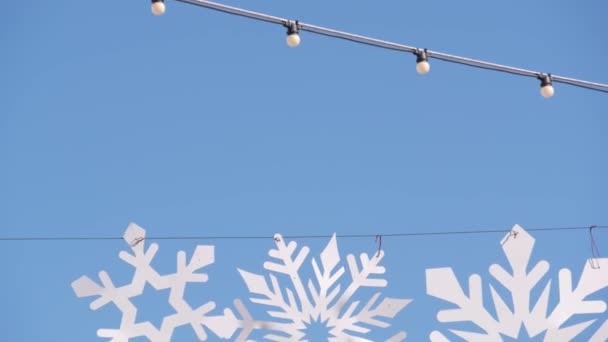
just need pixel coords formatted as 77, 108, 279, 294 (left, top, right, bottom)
426, 224, 608, 341
71, 223, 235, 342
222, 233, 411, 341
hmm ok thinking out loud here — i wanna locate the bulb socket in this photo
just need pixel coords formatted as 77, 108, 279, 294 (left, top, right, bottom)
286, 20, 300, 35
415, 49, 429, 63
539, 73, 552, 87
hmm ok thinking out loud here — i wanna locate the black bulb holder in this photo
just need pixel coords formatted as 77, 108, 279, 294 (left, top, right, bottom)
286, 20, 300, 36
539, 73, 553, 87
414, 48, 428, 63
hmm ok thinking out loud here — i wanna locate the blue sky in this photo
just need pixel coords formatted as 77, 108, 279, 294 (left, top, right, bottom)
1, 0, 607, 340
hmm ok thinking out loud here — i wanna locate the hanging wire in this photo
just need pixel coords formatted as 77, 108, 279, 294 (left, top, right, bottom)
0, 225, 606, 242
589, 225, 602, 268
170, 0, 608, 94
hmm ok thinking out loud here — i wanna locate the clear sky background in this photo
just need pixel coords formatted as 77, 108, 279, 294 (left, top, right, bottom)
1, 0, 607, 341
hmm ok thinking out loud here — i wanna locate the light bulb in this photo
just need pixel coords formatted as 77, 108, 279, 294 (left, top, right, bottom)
540, 84, 554, 98
151, 0, 166, 16
414, 49, 430, 75
285, 21, 301, 48
539, 74, 554, 98
416, 60, 430, 75
286, 33, 301, 48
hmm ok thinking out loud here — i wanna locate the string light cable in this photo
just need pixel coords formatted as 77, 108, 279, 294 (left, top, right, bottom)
1, 225, 606, 242
147, 0, 608, 97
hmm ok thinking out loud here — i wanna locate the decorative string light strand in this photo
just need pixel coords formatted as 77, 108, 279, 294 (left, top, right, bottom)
1, 225, 606, 242
152, 0, 608, 96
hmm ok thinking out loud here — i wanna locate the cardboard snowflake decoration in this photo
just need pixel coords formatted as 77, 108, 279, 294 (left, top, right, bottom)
71, 223, 234, 341
426, 224, 608, 341
223, 233, 411, 341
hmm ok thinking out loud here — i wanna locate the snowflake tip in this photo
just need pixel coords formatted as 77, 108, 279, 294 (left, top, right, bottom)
238, 269, 270, 296
425, 267, 463, 304
205, 309, 240, 339
387, 331, 407, 342
71, 275, 101, 298
98, 328, 128, 341
429, 331, 450, 342
190, 245, 215, 270
319, 233, 340, 272
123, 223, 147, 248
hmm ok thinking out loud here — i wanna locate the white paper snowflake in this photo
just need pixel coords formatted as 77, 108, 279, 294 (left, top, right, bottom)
222, 233, 411, 341
426, 224, 608, 342
71, 223, 235, 342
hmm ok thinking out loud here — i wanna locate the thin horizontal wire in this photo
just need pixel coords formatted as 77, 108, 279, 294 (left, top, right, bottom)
1, 225, 606, 242
172, 0, 608, 93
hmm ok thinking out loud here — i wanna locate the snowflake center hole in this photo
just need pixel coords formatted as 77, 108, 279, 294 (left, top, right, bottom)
130, 283, 176, 329
302, 318, 333, 340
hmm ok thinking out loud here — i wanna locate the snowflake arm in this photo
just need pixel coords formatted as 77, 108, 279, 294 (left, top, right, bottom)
590, 319, 608, 342
263, 234, 313, 315
238, 269, 305, 324
334, 293, 411, 333
223, 298, 303, 342
331, 250, 388, 318
309, 234, 345, 320
386, 331, 407, 342
543, 258, 608, 340
426, 267, 508, 340
488, 226, 550, 337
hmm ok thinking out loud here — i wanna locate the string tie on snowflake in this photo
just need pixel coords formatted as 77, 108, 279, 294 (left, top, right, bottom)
375, 234, 383, 258
589, 224, 601, 269
500, 229, 518, 246
130, 236, 145, 247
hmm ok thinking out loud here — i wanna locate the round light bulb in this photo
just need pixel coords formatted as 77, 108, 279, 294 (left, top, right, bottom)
540, 84, 554, 98
151, 1, 166, 16
286, 33, 301, 48
416, 60, 430, 75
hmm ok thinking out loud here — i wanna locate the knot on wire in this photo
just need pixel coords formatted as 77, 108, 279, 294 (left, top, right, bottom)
130, 237, 145, 247
501, 230, 518, 246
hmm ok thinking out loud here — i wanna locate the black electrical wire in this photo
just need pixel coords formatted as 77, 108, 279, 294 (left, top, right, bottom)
551, 78, 608, 94
172, 0, 608, 95
1, 225, 605, 242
